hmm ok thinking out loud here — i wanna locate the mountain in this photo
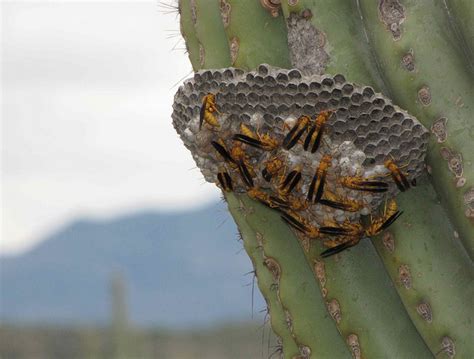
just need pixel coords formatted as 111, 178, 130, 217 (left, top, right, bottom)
0, 202, 265, 328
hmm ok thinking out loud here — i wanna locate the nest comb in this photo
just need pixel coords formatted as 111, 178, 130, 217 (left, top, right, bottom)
172, 64, 428, 245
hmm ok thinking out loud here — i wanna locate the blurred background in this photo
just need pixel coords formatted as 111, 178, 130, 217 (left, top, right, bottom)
1, 1, 274, 357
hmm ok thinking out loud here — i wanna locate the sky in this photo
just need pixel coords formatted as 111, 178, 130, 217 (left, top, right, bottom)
2, 1, 222, 254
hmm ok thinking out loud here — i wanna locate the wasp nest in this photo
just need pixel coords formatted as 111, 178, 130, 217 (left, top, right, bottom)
172, 64, 428, 255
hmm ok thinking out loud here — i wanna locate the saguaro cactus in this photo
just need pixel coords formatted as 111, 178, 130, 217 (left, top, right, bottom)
172, 1, 473, 357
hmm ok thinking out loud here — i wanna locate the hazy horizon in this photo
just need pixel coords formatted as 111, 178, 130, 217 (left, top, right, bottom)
2, 1, 220, 254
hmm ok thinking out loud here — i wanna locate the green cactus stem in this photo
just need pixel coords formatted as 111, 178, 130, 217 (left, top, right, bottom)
228, 194, 350, 358
357, 0, 474, 258
443, 0, 474, 74
178, 0, 201, 70
372, 177, 474, 358
176, 0, 474, 357
222, 0, 291, 70
226, 194, 301, 359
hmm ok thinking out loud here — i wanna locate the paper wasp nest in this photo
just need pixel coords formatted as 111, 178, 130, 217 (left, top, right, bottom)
172, 64, 428, 245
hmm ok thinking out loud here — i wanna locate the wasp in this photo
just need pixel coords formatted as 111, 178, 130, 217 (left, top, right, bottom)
232, 123, 279, 151
281, 211, 351, 238
200, 93, 220, 130
384, 159, 411, 192
262, 156, 285, 182
307, 155, 332, 203
365, 199, 403, 237
319, 191, 364, 212
247, 188, 289, 210
339, 176, 389, 193
320, 221, 365, 257
211, 139, 254, 188
282, 115, 311, 150
303, 110, 333, 153
216, 170, 233, 192
279, 165, 303, 196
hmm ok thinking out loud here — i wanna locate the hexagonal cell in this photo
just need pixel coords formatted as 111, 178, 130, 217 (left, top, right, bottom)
333, 74, 346, 84
339, 97, 351, 108
328, 99, 339, 109
287, 83, 298, 94
288, 69, 302, 80
331, 88, 343, 99
362, 87, 375, 99
322, 77, 334, 88
276, 72, 289, 83
350, 92, 363, 104
319, 91, 331, 101
258, 64, 269, 76
348, 105, 361, 116
201, 70, 213, 81
223, 69, 234, 80
359, 101, 372, 114
298, 83, 309, 92
236, 93, 247, 104
264, 76, 277, 86
341, 85, 355, 98
307, 92, 319, 103
236, 82, 250, 92
309, 82, 321, 91
372, 98, 385, 108
254, 75, 264, 86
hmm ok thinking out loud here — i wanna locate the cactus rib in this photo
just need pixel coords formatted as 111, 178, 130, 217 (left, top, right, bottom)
226, 194, 301, 359
235, 194, 350, 358
222, 0, 291, 70
372, 177, 474, 358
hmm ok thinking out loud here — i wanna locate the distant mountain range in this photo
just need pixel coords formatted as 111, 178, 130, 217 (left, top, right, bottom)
0, 202, 265, 328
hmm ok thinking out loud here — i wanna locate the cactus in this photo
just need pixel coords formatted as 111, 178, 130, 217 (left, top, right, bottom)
173, 0, 473, 357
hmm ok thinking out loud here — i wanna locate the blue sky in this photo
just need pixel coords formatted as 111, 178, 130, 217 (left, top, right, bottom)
2, 1, 220, 254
